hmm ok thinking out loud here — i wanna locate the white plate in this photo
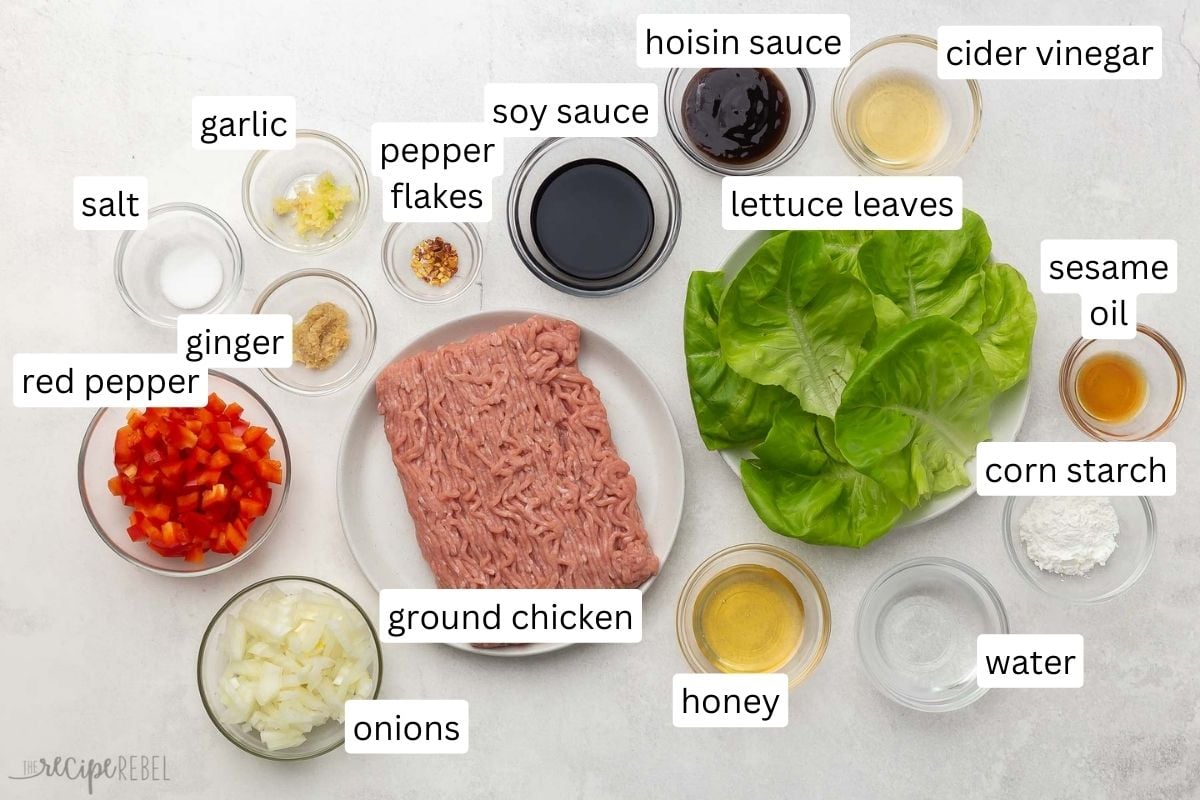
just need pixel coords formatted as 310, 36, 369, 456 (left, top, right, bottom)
717, 231, 1031, 529
337, 310, 686, 656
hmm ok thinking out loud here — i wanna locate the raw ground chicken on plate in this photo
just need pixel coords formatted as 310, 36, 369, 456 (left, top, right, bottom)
375, 315, 660, 590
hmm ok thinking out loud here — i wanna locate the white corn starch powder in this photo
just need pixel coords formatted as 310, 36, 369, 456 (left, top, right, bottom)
1017, 496, 1119, 576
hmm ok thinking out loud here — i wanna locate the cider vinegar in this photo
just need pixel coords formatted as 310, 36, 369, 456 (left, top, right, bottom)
848, 71, 948, 169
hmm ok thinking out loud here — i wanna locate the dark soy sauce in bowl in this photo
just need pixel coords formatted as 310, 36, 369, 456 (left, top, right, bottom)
531, 159, 654, 283
681, 68, 790, 165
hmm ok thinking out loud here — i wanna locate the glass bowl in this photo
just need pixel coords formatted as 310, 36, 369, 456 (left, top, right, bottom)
1059, 324, 1185, 441
251, 269, 377, 396
664, 67, 815, 176
114, 202, 244, 327
507, 137, 681, 296
381, 221, 483, 304
197, 576, 382, 760
242, 130, 370, 254
832, 34, 983, 175
1003, 496, 1156, 603
77, 371, 290, 576
856, 557, 1007, 712
676, 543, 830, 688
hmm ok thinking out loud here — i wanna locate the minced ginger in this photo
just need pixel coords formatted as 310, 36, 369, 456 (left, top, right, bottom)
273, 172, 352, 237
293, 302, 350, 370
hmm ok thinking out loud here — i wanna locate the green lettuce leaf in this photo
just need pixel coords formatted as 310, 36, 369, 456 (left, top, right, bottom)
719, 232, 875, 419
974, 263, 1038, 391
821, 230, 875, 278
740, 402, 904, 547
835, 316, 998, 508
857, 210, 991, 332
684, 271, 792, 450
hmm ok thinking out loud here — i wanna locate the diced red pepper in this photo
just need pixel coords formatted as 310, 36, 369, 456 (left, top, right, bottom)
108, 392, 280, 565
146, 503, 171, 523
256, 459, 283, 484
239, 498, 266, 518
201, 483, 228, 509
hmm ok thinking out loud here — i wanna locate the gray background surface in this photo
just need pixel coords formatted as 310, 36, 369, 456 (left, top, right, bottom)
2, 1, 1197, 797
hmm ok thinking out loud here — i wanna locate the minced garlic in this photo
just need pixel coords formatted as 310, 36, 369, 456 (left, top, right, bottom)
273, 172, 352, 238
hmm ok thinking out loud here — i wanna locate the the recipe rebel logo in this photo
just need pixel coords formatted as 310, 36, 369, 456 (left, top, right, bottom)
8, 753, 169, 795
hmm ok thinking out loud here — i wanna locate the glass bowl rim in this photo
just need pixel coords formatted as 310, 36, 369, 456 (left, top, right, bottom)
830, 33, 984, 176
113, 201, 245, 328
1001, 495, 1157, 604
662, 66, 817, 176
675, 542, 831, 688
196, 574, 384, 761
1058, 323, 1187, 441
380, 220, 484, 305
854, 555, 1008, 712
250, 268, 378, 395
76, 369, 292, 576
240, 128, 371, 254
505, 136, 682, 297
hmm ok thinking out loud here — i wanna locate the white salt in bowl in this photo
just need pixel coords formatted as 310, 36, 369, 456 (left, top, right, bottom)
1002, 496, 1156, 604
114, 203, 244, 327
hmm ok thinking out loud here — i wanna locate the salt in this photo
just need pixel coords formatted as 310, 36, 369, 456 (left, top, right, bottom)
159, 243, 223, 309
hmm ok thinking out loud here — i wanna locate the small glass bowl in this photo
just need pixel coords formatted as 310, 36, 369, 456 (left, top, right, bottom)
676, 543, 830, 688
832, 34, 983, 175
1060, 324, 1186, 441
856, 557, 1007, 712
507, 137, 681, 296
114, 202, 244, 327
381, 221, 483, 304
197, 576, 382, 760
242, 130, 370, 254
251, 269, 377, 396
1003, 496, 1156, 603
664, 67, 816, 176
77, 371, 290, 576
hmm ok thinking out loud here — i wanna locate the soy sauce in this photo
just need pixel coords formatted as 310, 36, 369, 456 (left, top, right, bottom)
681, 68, 790, 164
531, 159, 654, 282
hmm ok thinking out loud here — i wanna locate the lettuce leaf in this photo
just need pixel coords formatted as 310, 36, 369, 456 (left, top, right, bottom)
857, 209, 991, 332
821, 230, 875, 278
740, 403, 903, 547
974, 263, 1038, 391
719, 231, 875, 419
835, 316, 999, 508
684, 271, 792, 450
681, 209, 1036, 548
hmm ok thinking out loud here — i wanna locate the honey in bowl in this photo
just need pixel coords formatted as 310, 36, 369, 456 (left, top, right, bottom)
692, 563, 804, 673
1075, 352, 1148, 424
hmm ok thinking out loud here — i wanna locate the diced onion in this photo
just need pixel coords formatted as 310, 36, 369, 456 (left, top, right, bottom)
216, 587, 376, 750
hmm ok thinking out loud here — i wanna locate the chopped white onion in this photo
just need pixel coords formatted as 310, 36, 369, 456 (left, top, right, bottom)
216, 587, 376, 750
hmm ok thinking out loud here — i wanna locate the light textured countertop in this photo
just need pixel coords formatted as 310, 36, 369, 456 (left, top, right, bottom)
2, 1, 1198, 798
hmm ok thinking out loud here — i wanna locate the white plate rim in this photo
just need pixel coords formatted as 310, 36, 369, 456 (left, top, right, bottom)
336, 308, 686, 657
714, 230, 1033, 530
